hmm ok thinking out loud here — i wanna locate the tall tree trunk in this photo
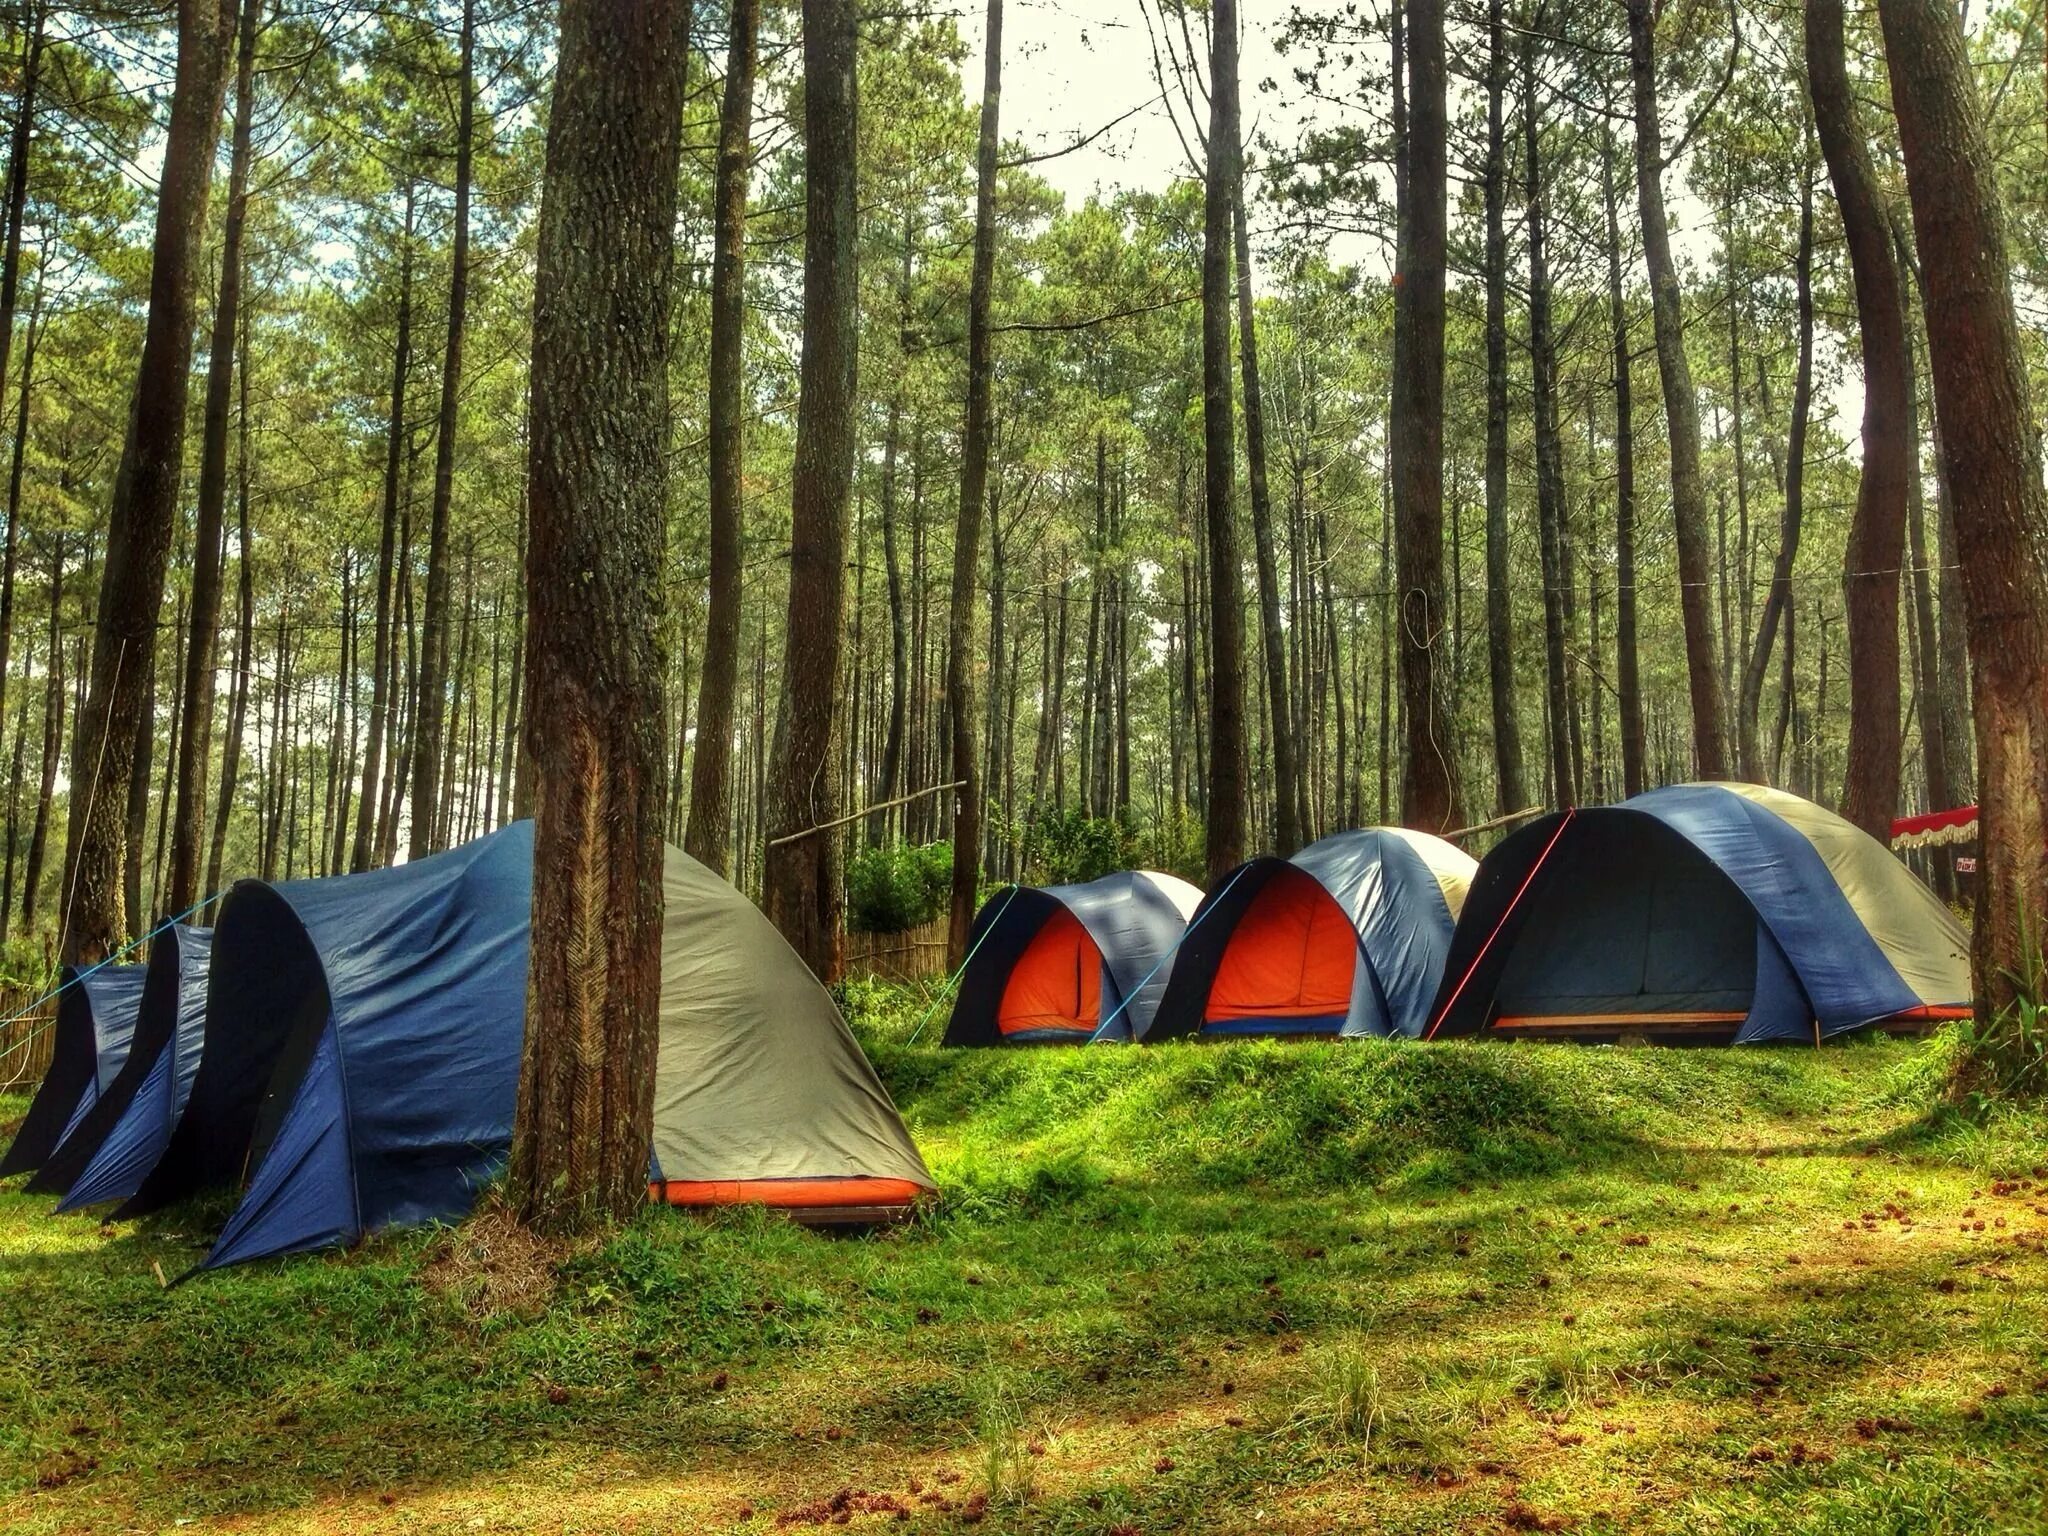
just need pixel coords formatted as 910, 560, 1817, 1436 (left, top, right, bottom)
496, 497, 524, 826
61, 0, 239, 962
21, 539, 60, 930
1721, 165, 1753, 722
1232, 158, 1298, 854
1808, 0, 1907, 838
1879, 0, 2048, 1043
1391, 0, 1458, 830
684, 0, 756, 875
353, 183, 414, 871
1602, 123, 1647, 798
761, 0, 857, 978
1200, 0, 1248, 875
1525, 32, 1575, 810
1624, 0, 1729, 779
871, 266, 909, 844
1482, 0, 1525, 815
510, 0, 688, 1233
945, 0, 1000, 967
0, 295, 40, 750
0, 7, 44, 743
1900, 260, 1951, 875
1739, 171, 1814, 784
168, 0, 258, 914
437, 540, 472, 843
409, 0, 474, 861
206, 340, 255, 898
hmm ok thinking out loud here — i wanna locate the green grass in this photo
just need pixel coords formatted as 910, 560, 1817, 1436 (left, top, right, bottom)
3, 996, 2047, 1534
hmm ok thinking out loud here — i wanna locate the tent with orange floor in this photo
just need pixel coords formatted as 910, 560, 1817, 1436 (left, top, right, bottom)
943, 871, 1204, 1045
1424, 783, 1973, 1045
1144, 829, 1476, 1041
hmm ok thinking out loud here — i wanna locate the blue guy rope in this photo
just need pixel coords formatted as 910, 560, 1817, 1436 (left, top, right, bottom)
0, 890, 225, 1066
904, 883, 1021, 1045
1087, 861, 1251, 1043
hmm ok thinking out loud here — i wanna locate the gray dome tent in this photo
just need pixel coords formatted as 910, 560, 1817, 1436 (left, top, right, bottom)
943, 870, 1204, 1046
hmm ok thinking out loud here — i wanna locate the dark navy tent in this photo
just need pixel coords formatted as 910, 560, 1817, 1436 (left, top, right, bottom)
1145, 829, 1475, 1041
32, 926, 212, 1207
1, 962, 145, 1178
121, 824, 531, 1268
943, 871, 1203, 1045
1426, 783, 1973, 1045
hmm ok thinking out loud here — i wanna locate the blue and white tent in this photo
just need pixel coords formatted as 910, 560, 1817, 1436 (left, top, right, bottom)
32, 925, 213, 1208
1, 962, 146, 1178
1426, 783, 1972, 1044
1145, 829, 1476, 1041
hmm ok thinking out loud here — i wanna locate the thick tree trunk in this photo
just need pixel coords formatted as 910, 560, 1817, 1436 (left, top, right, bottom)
510, 0, 689, 1233
168, 0, 258, 914
353, 184, 414, 871
1739, 172, 1814, 787
1808, 0, 1907, 840
945, 0, 1000, 967
61, 0, 239, 962
1199, 0, 1248, 875
1624, 0, 1729, 779
1878, 0, 2048, 1045
1602, 125, 1647, 798
1524, 34, 1574, 810
761, 0, 858, 978
1390, 0, 1458, 830
684, 0, 757, 876
1482, 0, 1525, 816
409, 0, 474, 861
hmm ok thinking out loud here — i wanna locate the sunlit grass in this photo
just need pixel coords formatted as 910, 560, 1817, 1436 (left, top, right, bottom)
2, 1008, 2046, 1534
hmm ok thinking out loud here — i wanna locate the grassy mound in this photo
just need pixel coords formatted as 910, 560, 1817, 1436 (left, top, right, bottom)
2, 1010, 2045, 1535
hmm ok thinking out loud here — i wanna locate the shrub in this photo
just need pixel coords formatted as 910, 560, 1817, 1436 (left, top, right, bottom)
1019, 807, 1138, 885
845, 841, 953, 934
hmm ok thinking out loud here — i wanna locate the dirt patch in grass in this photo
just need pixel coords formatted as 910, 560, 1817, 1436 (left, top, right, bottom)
420, 1204, 576, 1321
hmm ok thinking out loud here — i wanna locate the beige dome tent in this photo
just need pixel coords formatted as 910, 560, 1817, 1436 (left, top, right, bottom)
649, 847, 934, 1221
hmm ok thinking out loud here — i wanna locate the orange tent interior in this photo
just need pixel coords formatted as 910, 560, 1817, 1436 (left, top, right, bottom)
997, 907, 1103, 1037
1205, 866, 1358, 1026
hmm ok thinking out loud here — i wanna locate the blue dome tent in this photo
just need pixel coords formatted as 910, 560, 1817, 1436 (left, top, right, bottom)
1, 962, 145, 1178
1425, 783, 1972, 1045
116, 823, 928, 1270
31, 926, 213, 1208
1144, 829, 1476, 1041
119, 824, 533, 1266
943, 871, 1204, 1045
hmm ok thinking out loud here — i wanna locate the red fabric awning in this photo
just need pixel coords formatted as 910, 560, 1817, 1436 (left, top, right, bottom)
1891, 804, 1977, 849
